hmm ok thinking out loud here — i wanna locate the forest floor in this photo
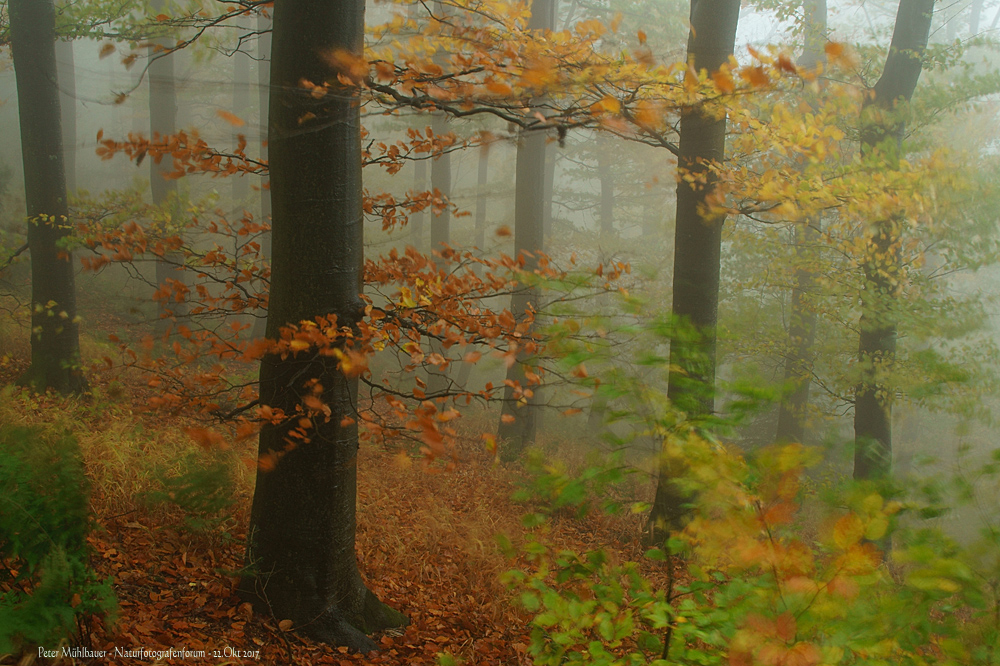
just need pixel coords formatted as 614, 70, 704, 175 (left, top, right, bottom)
0, 307, 665, 666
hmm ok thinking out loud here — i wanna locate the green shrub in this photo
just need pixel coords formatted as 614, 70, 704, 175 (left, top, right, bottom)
0, 426, 115, 654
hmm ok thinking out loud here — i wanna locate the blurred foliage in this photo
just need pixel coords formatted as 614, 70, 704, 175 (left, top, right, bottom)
0, 426, 116, 654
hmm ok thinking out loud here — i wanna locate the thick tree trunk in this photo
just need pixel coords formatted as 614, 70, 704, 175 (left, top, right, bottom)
498, 0, 555, 462
11, 0, 85, 394
853, 0, 934, 481
648, 0, 739, 532
774, 0, 826, 444
239, 1, 406, 651
149, 0, 182, 337
55, 38, 77, 194
251, 9, 271, 342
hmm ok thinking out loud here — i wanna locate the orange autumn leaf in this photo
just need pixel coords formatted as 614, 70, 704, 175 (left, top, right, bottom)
501, 414, 516, 424
712, 68, 735, 94
216, 110, 246, 127
99, 43, 116, 59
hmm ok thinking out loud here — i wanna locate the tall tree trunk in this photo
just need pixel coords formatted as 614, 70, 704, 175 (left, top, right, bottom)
251, 8, 271, 342
456, 142, 491, 388
596, 134, 615, 238
239, 1, 406, 651
55, 38, 77, 194
497, 0, 556, 462
232, 27, 251, 211
149, 0, 182, 337
474, 141, 490, 251
854, 0, 935, 481
648, 0, 740, 532
774, 0, 827, 444
411, 158, 427, 250
10, 0, 85, 394
542, 139, 555, 240
430, 112, 451, 257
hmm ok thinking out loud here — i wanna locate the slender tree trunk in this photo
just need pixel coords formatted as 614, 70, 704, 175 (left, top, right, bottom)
542, 139, 555, 240
854, 0, 935, 480
648, 0, 740, 532
251, 9, 271, 342
775, 0, 827, 444
456, 142, 491, 388
497, 0, 556, 461
149, 0, 182, 337
596, 134, 615, 238
426, 111, 452, 396
411, 158, 427, 251
55, 38, 77, 194
239, 1, 406, 651
10, 0, 85, 394
474, 141, 490, 250
232, 27, 251, 211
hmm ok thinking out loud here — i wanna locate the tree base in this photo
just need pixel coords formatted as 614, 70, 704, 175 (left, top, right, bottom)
241, 582, 407, 653
17, 364, 87, 395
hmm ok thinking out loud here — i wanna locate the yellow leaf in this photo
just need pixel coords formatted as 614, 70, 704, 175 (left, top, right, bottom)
833, 513, 865, 549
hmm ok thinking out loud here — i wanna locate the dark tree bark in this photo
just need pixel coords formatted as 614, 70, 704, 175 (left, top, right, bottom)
10, 0, 85, 394
497, 0, 556, 462
251, 9, 271, 342
149, 0, 183, 337
774, 0, 827, 444
854, 0, 935, 480
648, 0, 740, 532
55, 38, 77, 194
238, 1, 406, 651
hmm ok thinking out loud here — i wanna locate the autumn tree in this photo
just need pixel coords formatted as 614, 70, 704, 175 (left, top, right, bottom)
236, 0, 407, 650
10, 0, 85, 394
853, 0, 936, 480
648, 0, 741, 532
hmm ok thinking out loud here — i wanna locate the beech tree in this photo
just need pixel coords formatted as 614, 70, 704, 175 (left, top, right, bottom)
10, 0, 85, 394
648, 0, 740, 531
236, 1, 406, 650
854, 0, 936, 480
498, 0, 556, 460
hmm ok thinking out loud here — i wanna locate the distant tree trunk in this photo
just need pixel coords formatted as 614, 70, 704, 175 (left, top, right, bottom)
596, 134, 615, 238
10, 0, 85, 394
251, 8, 271, 342
969, 0, 984, 34
456, 142, 491, 388
854, 0, 934, 481
411, 158, 427, 250
542, 139, 555, 239
232, 27, 251, 211
55, 38, 77, 194
430, 113, 452, 257
498, 0, 556, 461
149, 0, 182, 337
775, 0, 827, 444
238, 1, 406, 651
648, 0, 740, 532
426, 111, 452, 395
474, 141, 490, 250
